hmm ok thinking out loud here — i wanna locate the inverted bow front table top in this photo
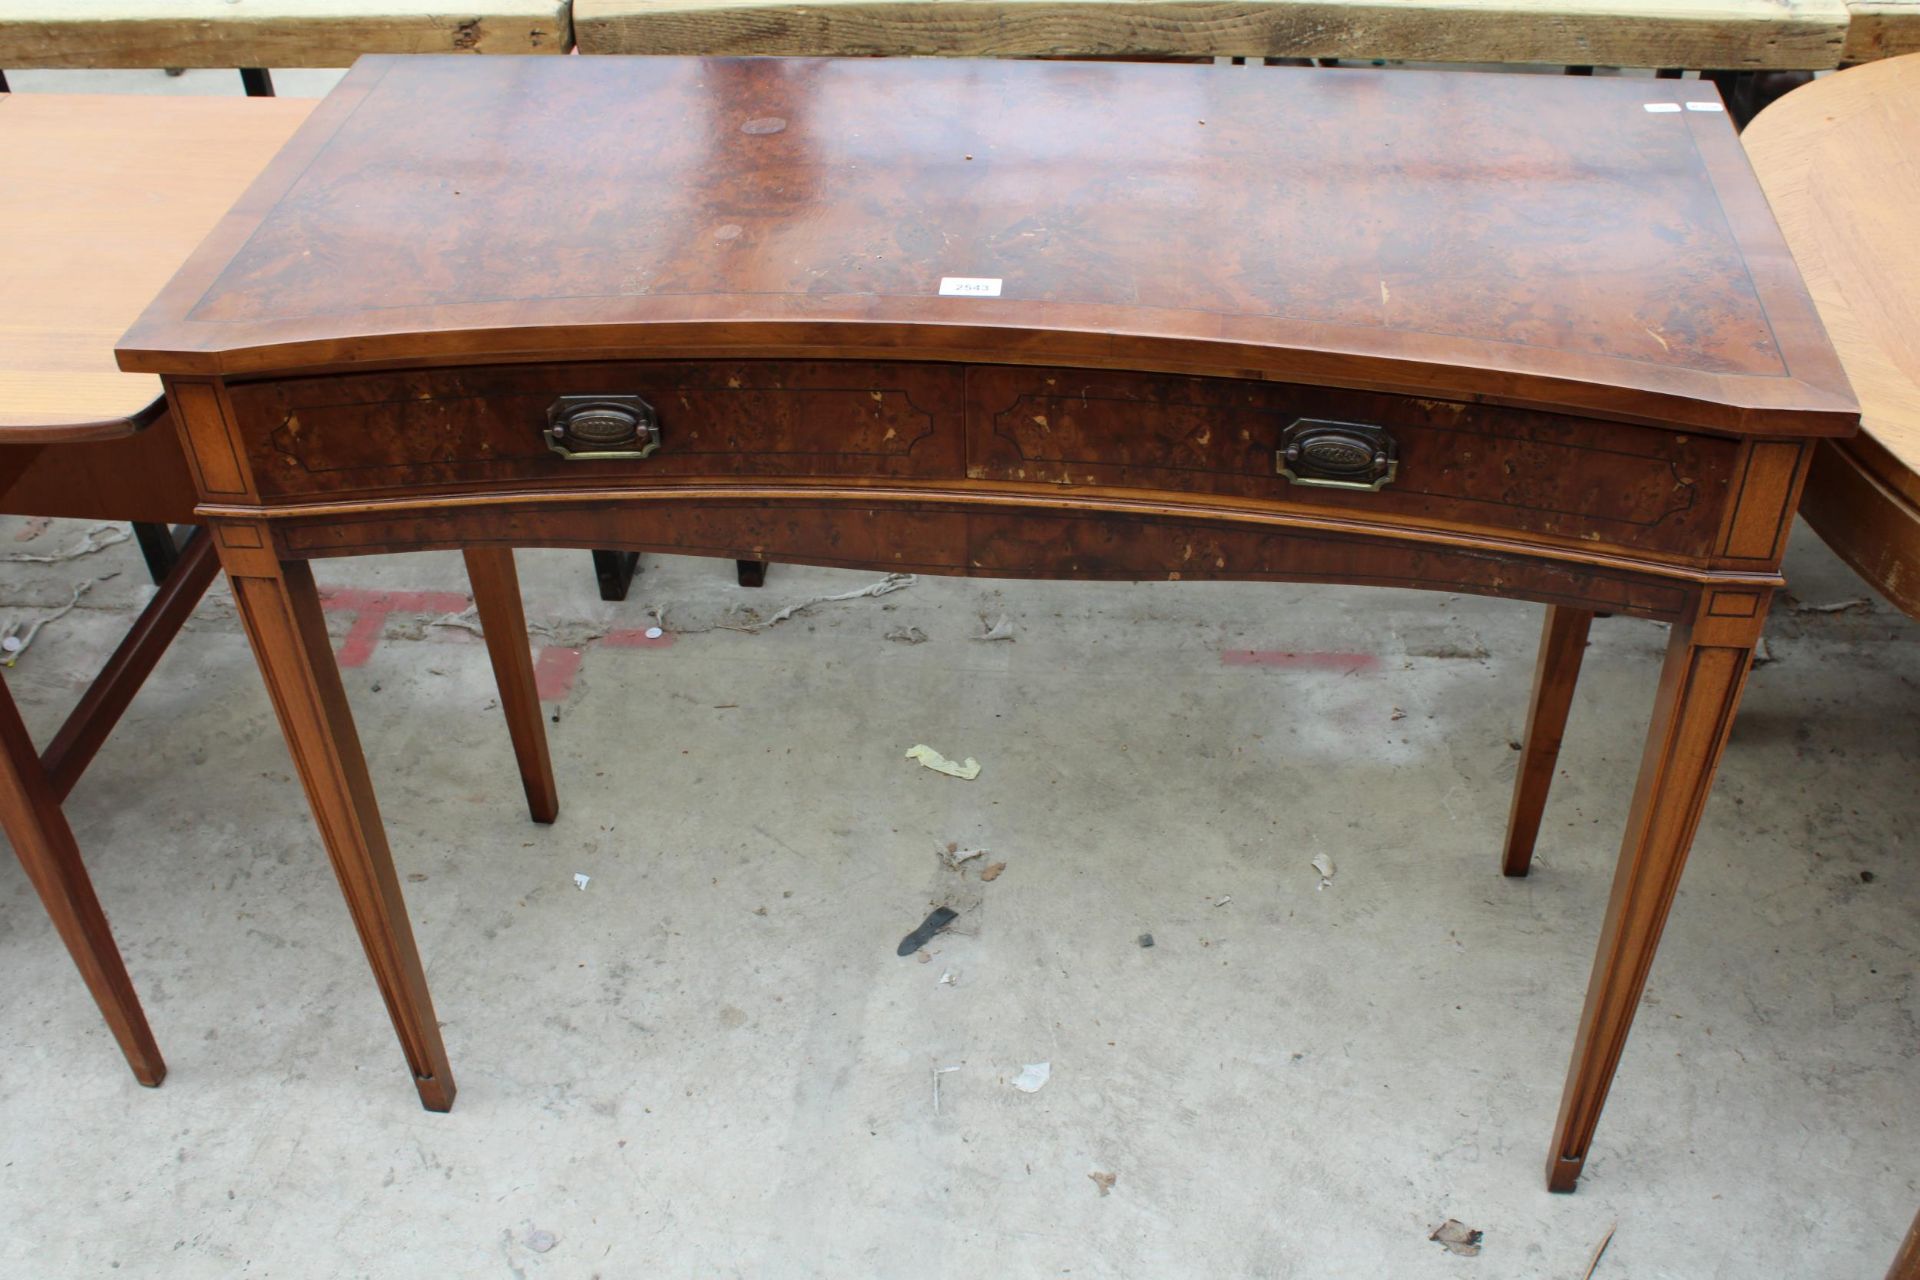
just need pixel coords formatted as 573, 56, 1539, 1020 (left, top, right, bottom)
116, 56, 1856, 1193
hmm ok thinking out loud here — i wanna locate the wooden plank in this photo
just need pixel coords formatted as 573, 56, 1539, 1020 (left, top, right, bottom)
0, 0, 569, 68
1845, 1, 1920, 59
0, 94, 313, 440
575, 0, 1849, 69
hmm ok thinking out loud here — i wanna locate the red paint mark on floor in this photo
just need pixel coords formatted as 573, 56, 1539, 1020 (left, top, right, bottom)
333, 610, 391, 668
602, 628, 676, 649
534, 646, 584, 701
319, 587, 472, 667
534, 630, 670, 701
312, 584, 674, 689
1221, 649, 1382, 675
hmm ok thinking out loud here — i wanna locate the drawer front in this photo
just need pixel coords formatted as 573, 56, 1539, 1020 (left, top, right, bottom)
966, 367, 1739, 557
229, 360, 966, 499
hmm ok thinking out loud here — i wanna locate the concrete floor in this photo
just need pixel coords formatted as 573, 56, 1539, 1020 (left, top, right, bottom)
0, 512, 1915, 1278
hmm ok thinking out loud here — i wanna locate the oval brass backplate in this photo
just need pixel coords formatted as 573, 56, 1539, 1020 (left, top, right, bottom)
1277, 419, 1398, 491
544, 395, 661, 460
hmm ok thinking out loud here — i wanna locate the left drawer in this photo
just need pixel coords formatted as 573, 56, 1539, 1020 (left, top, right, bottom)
225, 360, 967, 500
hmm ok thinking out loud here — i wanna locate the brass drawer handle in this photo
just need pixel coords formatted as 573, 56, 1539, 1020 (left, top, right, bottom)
1277, 419, 1398, 491
544, 395, 661, 460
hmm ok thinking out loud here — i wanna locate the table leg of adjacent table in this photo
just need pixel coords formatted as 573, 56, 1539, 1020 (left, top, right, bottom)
0, 676, 166, 1087
0, 525, 225, 1086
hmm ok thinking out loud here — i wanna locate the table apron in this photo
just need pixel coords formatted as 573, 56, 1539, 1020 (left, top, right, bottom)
197, 484, 1784, 624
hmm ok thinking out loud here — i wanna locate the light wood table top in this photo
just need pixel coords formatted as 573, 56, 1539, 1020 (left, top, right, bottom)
573, 0, 1852, 68
0, 1, 568, 68
1745, 54, 1920, 612
0, 93, 313, 442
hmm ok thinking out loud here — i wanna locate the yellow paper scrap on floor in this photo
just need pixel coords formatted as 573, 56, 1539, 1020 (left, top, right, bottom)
905, 744, 981, 780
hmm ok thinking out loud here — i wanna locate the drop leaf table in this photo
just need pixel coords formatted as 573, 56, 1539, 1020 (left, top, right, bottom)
117, 55, 1857, 1191
0, 91, 312, 1086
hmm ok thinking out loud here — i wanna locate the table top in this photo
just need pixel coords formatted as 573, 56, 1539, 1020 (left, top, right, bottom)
0, 0, 567, 68
1745, 55, 1920, 502
119, 55, 1855, 437
0, 93, 313, 442
574, 0, 1853, 68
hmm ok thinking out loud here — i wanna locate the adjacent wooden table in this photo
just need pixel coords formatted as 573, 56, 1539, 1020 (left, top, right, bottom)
0, 92, 312, 1085
0, 91, 554, 1084
1745, 54, 1920, 617
1739, 53, 1920, 1280
119, 55, 1856, 1191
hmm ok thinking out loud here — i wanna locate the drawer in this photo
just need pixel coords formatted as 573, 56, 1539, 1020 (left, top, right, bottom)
228, 360, 967, 500
965, 367, 1741, 558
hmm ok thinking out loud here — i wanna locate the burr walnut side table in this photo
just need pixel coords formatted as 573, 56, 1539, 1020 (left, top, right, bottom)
118, 55, 1857, 1191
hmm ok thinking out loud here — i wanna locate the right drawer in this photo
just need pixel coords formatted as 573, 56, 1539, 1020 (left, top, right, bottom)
965, 366, 1741, 558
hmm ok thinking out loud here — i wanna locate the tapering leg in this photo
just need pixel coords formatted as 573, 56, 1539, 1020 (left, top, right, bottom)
1503, 606, 1593, 877
0, 675, 165, 1085
221, 548, 454, 1110
1889, 1204, 1920, 1280
462, 547, 558, 824
1546, 590, 1768, 1191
